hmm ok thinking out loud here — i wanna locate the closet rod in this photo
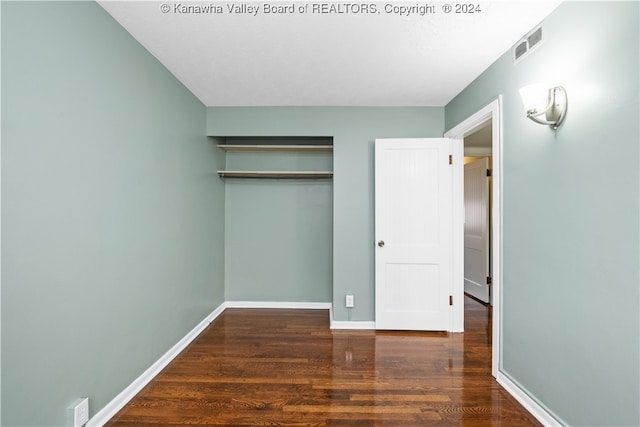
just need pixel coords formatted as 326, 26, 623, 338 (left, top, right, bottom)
218, 144, 333, 152
217, 170, 333, 179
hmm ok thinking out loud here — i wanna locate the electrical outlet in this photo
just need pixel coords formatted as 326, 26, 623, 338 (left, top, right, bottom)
69, 398, 89, 427
345, 294, 354, 308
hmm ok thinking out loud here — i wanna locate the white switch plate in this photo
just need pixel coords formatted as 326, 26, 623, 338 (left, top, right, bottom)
345, 294, 354, 308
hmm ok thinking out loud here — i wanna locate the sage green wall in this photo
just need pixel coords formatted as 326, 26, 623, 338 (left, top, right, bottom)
1, 2, 225, 426
208, 107, 444, 320
445, 2, 639, 425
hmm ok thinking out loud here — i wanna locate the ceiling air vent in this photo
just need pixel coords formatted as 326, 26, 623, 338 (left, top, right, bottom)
513, 26, 543, 63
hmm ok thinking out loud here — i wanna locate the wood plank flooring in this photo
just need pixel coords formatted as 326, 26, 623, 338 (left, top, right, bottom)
106, 296, 541, 426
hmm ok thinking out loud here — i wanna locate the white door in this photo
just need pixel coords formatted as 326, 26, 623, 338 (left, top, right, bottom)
375, 138, 454, 331
464, 157, 491, 303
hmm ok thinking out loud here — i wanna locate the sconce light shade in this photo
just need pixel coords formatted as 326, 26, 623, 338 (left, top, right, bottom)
519, 84, 567, 129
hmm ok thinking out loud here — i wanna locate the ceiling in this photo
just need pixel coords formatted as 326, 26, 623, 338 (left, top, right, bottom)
98, 1, 562, 107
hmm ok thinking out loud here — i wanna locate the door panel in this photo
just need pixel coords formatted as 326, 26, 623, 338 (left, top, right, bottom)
375, 138, 453, 331
464, 157, 490, 303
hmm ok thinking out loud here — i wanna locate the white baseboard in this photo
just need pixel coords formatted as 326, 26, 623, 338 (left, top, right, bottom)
87, 302, 564, 427
87, 301, 330, 425
88, 301, 375, 426
327, 305, 375, 329
86, 302, 226, 427
497, 372, 564, 427
330, 320, 376, 330
225, 301, 332, 310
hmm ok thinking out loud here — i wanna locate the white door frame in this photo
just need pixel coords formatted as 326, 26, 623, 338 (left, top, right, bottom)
445, 98, 501, 378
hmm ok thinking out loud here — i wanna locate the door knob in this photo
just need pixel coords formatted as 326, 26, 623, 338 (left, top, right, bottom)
378, 240, 385, 247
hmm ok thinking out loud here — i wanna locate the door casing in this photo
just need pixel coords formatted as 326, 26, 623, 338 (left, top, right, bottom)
445, 98, 501, 378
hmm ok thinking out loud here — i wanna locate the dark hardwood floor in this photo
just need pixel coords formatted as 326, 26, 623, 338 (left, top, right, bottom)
106, 296, 541, 426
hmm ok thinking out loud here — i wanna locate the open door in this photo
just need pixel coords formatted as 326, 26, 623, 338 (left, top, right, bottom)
464, 157, 491, 303
374, 138, 456, 331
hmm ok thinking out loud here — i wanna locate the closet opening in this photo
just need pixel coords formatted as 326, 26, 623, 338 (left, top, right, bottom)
216, 136, 334, 305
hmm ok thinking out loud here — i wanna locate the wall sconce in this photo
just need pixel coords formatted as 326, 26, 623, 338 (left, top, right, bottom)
519, 84, 567, 129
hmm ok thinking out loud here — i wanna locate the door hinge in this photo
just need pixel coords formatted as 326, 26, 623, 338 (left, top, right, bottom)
486, 169, 492, 177
487, 276, 492, 285
449, 154, 453, 165
449, 295, 453, 306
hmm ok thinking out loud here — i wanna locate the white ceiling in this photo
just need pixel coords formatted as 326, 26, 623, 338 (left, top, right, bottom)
98, 1, 562, 107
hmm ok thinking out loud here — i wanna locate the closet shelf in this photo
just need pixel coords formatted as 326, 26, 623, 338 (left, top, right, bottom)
217, 170, 333, 179
218, 144, 333, 152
